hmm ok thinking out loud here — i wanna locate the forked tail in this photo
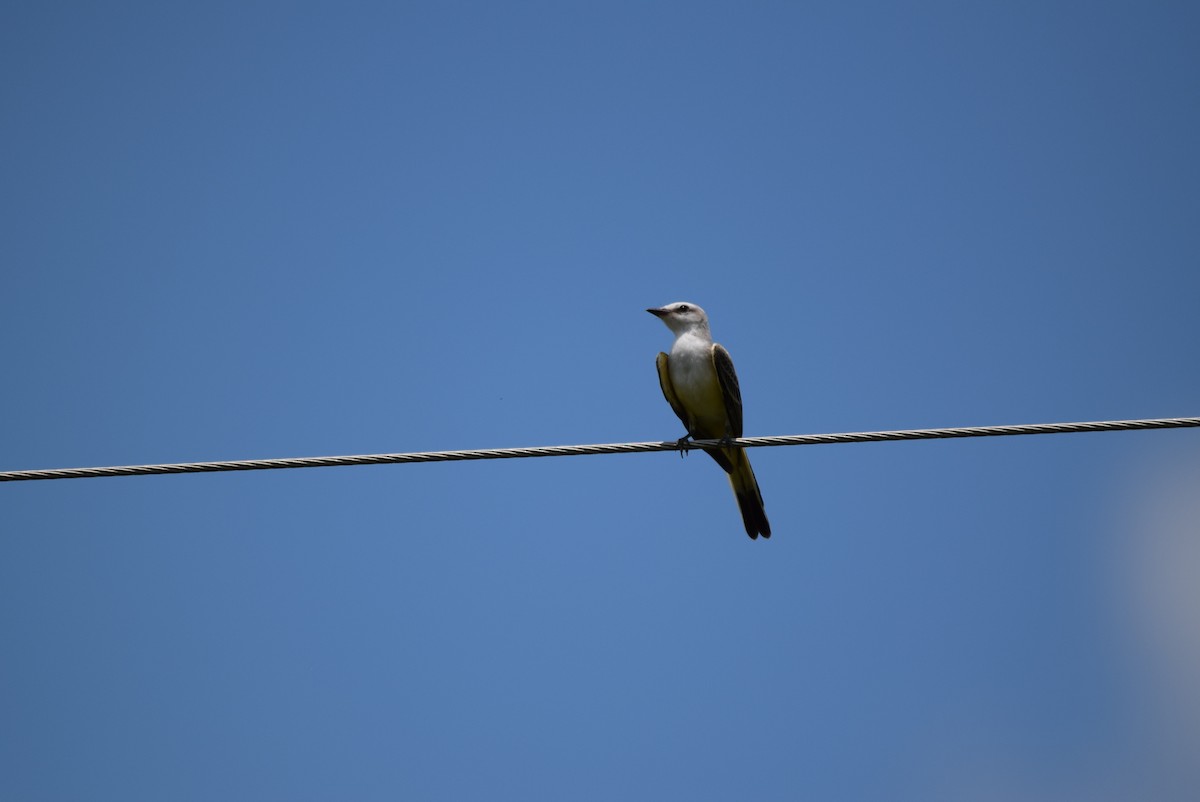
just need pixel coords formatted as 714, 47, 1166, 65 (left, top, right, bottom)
727, 450, 770, 539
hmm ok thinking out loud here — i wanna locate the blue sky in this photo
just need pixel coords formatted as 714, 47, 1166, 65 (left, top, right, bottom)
2, 2, 1199, 799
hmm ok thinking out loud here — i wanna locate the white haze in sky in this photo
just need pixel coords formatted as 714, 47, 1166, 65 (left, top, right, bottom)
922, 445, 1200, 802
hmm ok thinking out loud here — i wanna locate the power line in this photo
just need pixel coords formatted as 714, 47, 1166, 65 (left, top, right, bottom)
2, 416, 1197, 483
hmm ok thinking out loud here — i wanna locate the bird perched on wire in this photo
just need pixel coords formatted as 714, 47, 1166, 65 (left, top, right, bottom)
647, 302, 770, 539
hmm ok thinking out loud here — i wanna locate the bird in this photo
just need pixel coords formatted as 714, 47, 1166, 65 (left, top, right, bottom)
647, 302, 771, 539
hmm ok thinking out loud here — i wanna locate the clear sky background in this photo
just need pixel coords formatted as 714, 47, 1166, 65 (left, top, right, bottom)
2, 2, 1199, 800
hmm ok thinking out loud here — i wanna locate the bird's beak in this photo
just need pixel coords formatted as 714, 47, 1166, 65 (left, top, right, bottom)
646, 307, 668, 317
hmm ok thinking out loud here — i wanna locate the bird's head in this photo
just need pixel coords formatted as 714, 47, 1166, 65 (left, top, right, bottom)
646, 301, 710, 336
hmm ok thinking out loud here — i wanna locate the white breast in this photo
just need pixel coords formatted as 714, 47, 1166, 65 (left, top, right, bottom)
668, 335, 727, 433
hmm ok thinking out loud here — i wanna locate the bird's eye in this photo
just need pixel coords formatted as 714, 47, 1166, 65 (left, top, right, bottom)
678, 304, 690, 312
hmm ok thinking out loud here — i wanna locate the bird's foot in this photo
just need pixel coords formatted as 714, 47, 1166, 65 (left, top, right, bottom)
674, 434, 693, 458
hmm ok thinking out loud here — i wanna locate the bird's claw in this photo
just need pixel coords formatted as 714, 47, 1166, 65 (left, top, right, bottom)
675, 435, 692, 458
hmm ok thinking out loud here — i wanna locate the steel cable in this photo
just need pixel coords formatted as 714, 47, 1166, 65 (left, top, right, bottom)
2, 416, 1198, 483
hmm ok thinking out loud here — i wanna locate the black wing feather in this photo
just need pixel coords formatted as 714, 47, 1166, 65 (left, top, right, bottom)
711, 344, 743, 438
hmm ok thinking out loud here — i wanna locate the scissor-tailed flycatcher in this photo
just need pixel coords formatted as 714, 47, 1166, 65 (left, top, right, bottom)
647, 302, 771, 539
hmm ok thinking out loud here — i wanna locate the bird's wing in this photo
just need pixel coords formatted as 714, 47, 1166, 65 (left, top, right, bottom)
711, 343, 743, 439
655, 352, 690, 429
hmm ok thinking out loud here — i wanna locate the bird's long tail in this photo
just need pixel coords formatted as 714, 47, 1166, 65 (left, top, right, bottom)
726, 450, 771, 539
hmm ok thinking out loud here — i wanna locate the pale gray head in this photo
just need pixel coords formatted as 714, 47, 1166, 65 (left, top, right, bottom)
646, 301, 710, 336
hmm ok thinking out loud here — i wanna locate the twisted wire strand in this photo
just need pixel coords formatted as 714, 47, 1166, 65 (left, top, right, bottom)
2, 416, 1197, 483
